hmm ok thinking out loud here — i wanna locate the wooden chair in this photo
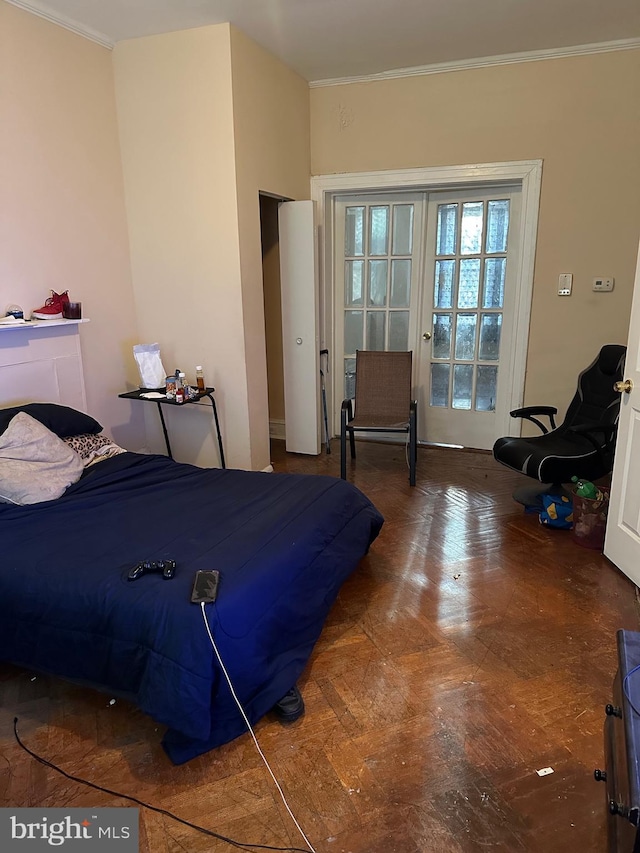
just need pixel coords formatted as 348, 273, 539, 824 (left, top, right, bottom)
340, 350, 417, 486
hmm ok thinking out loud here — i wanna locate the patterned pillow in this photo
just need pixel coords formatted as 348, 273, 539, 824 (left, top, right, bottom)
62, 433, 126, 466
62, 433, 112, 459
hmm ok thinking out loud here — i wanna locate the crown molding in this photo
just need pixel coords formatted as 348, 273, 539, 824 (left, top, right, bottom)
4, 0, 114, 49
310, 37, 640, 88
4, 1, 639, 82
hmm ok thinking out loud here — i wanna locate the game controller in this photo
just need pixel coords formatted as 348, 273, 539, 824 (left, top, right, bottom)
128, 559, 177, 581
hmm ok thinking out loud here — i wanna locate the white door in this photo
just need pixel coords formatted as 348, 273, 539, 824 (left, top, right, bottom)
417, 187, 521, 449
333, 194, 425, 431
604, 239, 640, 582
278, 200, 321, 454
333, 187, 522, 450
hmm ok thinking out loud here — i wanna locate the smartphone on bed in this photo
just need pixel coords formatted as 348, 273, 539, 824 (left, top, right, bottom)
191, 570, 220, 604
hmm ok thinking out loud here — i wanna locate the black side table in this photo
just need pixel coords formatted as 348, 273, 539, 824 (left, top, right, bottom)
118, 386, 225, 468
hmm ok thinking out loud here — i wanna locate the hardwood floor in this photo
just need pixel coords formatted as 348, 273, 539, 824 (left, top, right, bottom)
1, 439, 638, 852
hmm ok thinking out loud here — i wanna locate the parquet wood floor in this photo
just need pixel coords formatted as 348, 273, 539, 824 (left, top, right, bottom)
1, 440, 638, 852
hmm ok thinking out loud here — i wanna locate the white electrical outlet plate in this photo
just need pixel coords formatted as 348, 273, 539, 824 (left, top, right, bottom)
593, 277, 614, 292
558, 273, 572, 296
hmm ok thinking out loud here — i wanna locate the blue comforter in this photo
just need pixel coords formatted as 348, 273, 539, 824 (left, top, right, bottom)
0, 453, 383, 763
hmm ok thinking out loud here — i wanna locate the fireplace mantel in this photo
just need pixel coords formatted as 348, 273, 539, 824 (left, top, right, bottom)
0, 318, 89, 333
0, 318, 90, 411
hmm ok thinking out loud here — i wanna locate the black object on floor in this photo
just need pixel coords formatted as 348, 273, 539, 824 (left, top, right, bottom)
512, 482, 573, 510
596, 629, 640, 852
272, 685, 305, 723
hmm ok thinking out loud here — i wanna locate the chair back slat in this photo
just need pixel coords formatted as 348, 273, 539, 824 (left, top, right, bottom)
352, 350, 412, 427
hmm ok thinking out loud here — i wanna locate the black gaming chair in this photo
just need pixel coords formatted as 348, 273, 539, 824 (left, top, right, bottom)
493, 344, 626, 490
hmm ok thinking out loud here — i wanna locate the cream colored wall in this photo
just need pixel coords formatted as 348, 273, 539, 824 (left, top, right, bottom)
310, 50, 640, 417
113, 25, 310, 471
113, 24, 248, 468
230, 26, 311, 468
0, 1, 143, 448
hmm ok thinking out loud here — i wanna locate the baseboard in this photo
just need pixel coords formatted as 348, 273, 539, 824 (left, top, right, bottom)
269, 419, 286, 440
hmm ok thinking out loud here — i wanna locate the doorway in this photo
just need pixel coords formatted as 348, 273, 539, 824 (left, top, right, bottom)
259, 194, 321, 455
314, 161, 542, 450
259, 194, 286, 442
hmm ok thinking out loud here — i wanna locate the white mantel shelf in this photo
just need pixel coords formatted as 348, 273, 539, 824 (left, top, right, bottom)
0, 317, 89, 411
0, 318, 90, 332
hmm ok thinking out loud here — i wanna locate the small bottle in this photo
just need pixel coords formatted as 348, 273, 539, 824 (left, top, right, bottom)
175, 385, 185, 404
178, 371, 188, 400
165, 375, 176, 399
172, 369, 181, 398
195, 366, 205, 392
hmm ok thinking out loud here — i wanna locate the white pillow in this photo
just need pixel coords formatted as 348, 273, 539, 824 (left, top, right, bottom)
0, 411, 84, 505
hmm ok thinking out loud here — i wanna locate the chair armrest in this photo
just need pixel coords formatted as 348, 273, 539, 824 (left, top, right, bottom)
341, 398, 353, 422
509, 405, 558, 434
410, 400, 417, 430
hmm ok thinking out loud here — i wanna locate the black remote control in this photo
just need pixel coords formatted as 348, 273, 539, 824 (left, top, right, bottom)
128, 559, 177, 581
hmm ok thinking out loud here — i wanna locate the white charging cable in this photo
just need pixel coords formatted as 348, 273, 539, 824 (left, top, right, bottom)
199, 602, 317, 853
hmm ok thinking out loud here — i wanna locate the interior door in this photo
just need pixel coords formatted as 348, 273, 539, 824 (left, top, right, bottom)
417, 187, 521, 449
604, 239, 640, 582
333, 194, 425, 433
278, 200, 321, 455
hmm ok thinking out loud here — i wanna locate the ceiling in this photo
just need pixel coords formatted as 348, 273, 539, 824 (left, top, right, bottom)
9, 0, 640, 82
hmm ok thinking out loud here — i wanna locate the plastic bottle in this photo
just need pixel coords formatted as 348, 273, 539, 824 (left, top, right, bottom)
172, 369, 181, 399
177, 372, 187, 402
571, 476, 603, 500
195, 366, 205, 392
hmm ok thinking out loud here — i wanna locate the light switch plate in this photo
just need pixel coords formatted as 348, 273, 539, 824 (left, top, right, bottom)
593, 277, 614, 292
558, 273, 572, 296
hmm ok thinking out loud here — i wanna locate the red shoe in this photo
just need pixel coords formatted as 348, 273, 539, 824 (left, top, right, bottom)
32, 290, 70, 319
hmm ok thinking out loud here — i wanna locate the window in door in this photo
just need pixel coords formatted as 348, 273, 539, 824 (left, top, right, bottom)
419, 187, 520, 449
337, 195, 424, 401
431, 198, 509, 411
334, 187, 521, 450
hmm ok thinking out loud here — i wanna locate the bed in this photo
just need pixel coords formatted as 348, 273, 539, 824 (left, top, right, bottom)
0, 403, 383, 764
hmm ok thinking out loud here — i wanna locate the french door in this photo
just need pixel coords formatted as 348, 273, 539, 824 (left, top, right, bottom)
334, 193, 424, 402
418, 187, 521, 448
334, 185, 522, 450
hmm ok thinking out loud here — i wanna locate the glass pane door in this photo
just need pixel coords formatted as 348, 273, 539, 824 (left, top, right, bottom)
431, 199, 508, 412
338, 196, 424, 403
418, 187, 520, 449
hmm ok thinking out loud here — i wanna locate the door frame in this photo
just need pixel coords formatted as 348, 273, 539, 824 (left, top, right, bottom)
311, 160, 543, 442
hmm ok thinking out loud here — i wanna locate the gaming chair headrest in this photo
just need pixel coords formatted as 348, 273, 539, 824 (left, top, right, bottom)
598, 344, 626, 376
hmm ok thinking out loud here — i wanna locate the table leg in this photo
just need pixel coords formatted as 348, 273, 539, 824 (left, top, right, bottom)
206, 393, 226, 469
156, 402, 173, 458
